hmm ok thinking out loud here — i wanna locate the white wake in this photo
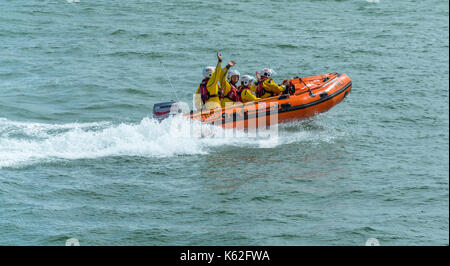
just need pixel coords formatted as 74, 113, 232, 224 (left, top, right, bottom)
0, 115, 340, 168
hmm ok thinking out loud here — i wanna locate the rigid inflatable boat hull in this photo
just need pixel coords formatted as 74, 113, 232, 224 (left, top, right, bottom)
188, 73, 351, 129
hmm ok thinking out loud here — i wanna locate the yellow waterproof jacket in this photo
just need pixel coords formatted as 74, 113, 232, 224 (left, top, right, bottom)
259, 78, 285, 99
219, 66, 239, 107
239, 86, 259, 103
194, 62, 222, 110
250, 83, 257, 93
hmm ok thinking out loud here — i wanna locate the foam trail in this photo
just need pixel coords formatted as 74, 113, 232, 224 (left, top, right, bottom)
0, 115, 340, 168
0, 116, 226, 168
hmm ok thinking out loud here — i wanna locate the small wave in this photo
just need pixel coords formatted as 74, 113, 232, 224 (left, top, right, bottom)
136, 33, 150, 39
160, 31, 186, 37
277, 44, 299, 49
81, 103, 136, 110
101, 51, 166, 59
122, 88, 149, 95
110, 29, 127, 35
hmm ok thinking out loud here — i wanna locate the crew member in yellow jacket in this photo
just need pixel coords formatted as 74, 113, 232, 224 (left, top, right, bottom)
236, 75, 259, 103
219, 61, 240, 107
194, 52, 223, 110
254, 68, 287, 99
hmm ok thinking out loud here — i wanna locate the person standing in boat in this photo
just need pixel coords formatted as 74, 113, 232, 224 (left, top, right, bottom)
219, 61, 240, 107
194, 52, 223, 110
254, 68, 288, 99
237, 75, 259, 103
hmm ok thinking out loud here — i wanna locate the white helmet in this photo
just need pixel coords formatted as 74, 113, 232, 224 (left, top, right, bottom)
227, 69, 240, 82
241, 75, 255, 87
260, 68, 276, 78
202, 66, 215, 78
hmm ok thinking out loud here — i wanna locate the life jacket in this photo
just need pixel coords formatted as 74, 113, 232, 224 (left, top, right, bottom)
255, 77, 274, 98
225, 83, 239, 102
199, 78, 222, 104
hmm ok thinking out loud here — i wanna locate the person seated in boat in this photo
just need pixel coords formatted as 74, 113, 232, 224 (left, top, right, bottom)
194, 52, 223, 110
254, 68, 288, 99
237, 75, 259, 103
219, 61, 240, 107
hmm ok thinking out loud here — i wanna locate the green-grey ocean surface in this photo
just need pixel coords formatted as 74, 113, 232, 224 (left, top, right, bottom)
0, 0, 448, 245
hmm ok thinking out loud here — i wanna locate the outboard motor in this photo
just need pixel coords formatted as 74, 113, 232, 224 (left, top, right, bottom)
153, 101, 186, 121
153, 101, 176, 121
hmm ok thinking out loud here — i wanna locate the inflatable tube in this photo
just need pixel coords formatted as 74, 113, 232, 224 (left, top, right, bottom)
188, 73, 352, 128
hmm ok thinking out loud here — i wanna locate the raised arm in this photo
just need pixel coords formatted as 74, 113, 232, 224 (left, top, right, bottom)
219, 60, 236, 94
207, 52, 223, 88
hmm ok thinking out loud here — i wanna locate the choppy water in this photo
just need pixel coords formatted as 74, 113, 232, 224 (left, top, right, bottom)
0, 0, 448, 245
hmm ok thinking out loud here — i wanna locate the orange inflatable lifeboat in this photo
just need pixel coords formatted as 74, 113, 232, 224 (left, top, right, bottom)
153, 73, 351, 128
